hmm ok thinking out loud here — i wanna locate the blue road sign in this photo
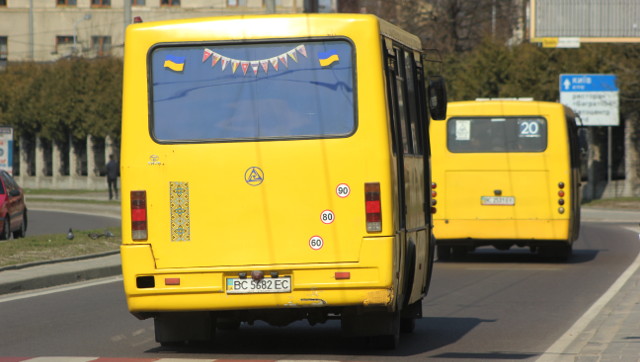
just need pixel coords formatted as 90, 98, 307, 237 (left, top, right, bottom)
560, 74, 618, 92
559, 74, 619, 126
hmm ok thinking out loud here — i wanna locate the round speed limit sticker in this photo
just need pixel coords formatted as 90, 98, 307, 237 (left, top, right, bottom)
336, 183, 351, 198
309, 235, 324, 250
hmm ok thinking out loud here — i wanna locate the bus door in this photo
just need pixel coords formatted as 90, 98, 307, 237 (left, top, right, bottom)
384, 39, 428, 305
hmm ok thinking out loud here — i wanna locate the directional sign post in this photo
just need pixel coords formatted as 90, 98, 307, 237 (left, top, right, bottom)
560, 74, 620, 198
559, 74, 619, 126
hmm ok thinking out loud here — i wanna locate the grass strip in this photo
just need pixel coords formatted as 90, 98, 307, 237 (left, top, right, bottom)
0, 226, 120, 268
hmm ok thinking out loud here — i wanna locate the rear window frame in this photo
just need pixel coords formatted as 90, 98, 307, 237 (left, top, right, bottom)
146, 37, 359, 145
446, 116, 548, 153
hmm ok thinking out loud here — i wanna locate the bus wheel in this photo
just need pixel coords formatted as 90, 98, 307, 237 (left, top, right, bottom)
216, 317, 241, 331
437, 246, 451, 261
452, 246, 467, 257
369, 311, 401, 350
540, 244, 572, 261
400, 317, 415, 333
154, 312, 216, 346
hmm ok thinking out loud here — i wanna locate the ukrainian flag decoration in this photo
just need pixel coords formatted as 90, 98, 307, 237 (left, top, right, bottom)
318, 50, 340, 67
164, 55, 186, 72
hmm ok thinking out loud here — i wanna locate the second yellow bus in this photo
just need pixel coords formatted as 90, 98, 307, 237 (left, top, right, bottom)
430, 100, 581, 260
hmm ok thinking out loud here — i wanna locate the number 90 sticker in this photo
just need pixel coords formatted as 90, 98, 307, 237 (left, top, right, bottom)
320, 210, 335, 224
336, 183, 350, 198
309, 236, 324, 250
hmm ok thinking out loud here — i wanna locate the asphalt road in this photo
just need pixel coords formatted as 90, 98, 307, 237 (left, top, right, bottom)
28, 209, 121, 236
0, 221, 637, 361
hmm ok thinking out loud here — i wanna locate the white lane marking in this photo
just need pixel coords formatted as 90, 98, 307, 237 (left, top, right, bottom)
0, 276, 122, 303
537, 229, 640, 361
18, 358, 99, 362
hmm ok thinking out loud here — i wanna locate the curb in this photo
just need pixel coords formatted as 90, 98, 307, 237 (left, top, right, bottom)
0, 250, 120, 272
0, 253, 122, 295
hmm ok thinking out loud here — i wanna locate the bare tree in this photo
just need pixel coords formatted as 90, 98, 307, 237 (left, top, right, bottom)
340, 0, 524, 55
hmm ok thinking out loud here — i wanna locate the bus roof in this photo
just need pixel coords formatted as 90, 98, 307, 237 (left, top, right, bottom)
446, 100, 572, 118
127, 13, 422, 51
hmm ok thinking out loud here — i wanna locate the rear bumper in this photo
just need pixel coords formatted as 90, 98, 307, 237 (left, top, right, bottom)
121, 237, 395, 313
433, 219, 572, 244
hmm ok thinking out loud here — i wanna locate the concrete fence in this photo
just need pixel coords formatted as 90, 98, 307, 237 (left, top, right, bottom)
14, 134, 118, 190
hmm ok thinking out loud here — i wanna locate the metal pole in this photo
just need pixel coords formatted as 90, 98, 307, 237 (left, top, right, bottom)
304, 0, 319, 13
586, 128, 595, 202
124, 0, 132, 32
265, 0, 275, 13
608, 126, 612, 186
29, 0, 34, 60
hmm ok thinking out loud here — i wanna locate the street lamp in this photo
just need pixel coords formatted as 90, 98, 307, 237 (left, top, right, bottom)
73, 14, 92, 55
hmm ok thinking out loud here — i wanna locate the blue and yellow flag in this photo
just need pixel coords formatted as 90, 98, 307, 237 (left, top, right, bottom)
318, 50, 339, 67
164, 55, 186, 72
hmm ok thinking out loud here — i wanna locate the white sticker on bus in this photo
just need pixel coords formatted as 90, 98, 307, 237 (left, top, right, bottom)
456, 120, 471, 141
320, 210, 335, 224
336, 183, 351, 198
309, 235, 324, 250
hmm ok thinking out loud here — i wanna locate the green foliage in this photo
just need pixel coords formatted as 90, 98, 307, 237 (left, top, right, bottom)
442, 40, 640, 120
0, 57, 122, 142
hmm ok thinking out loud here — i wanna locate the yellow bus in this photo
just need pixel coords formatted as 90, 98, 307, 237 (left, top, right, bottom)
120, 14, 447, 348
430, 100, 581, 260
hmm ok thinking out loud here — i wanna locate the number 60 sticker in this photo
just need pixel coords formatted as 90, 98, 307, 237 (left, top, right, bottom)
309, 235, 324, 250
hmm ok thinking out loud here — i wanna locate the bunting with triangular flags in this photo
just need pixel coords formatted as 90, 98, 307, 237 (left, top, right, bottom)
201, 44, 308, 76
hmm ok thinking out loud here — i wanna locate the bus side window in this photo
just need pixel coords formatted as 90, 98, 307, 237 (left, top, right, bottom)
404, 50, 424, 155
394, 47, 412, 154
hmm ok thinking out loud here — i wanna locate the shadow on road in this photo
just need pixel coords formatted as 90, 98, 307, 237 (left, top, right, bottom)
144, 316, 502, 359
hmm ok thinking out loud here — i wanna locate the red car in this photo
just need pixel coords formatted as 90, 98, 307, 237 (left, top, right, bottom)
0, 170, 27, 240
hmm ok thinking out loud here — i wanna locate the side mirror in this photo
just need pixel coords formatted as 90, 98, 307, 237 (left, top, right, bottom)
428, 76, 447, 120
9, 189, 20, 197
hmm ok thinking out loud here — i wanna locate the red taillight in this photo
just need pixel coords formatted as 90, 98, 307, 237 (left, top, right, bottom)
557, 182, 566, 214
365, 182, 382, 232
431, 182, 437, 214
131, 190, 148, 241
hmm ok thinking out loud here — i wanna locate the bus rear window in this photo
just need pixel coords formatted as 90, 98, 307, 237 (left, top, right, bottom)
447, 117, 547, 153
149, 40, 355, 142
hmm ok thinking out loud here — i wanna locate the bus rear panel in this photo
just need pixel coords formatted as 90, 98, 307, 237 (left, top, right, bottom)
120, 14, 442, 348
430, 100, 581, 260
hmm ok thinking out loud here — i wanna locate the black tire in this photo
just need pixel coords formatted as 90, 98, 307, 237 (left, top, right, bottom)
216, 318, 241, 331
371, 310, 401, 350
400, 317, 416, 333
13, 211, 27, 239
540, 243, 572, 261
0, 218, 10, 240
437, 245, 451, 261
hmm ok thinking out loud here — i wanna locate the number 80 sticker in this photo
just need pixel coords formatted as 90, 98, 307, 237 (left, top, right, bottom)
309, 235, 324, 250
320, 210, 335, 224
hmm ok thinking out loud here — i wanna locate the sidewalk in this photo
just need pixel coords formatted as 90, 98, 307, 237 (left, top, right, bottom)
1, 198, 639, 360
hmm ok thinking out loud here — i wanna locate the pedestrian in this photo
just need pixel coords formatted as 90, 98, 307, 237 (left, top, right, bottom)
106, 154, 119, 200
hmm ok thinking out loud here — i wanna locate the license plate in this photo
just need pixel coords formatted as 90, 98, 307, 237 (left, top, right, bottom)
226, 277, 291, 294
481, 196, 515, 205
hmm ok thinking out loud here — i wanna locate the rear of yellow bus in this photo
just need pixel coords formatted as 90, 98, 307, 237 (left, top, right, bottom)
431, 100, 577, 259
120, 14, 416, 346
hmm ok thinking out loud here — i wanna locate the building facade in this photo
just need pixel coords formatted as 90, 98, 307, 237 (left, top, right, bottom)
0, 0, 337, 63
0, 0, 337, 190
